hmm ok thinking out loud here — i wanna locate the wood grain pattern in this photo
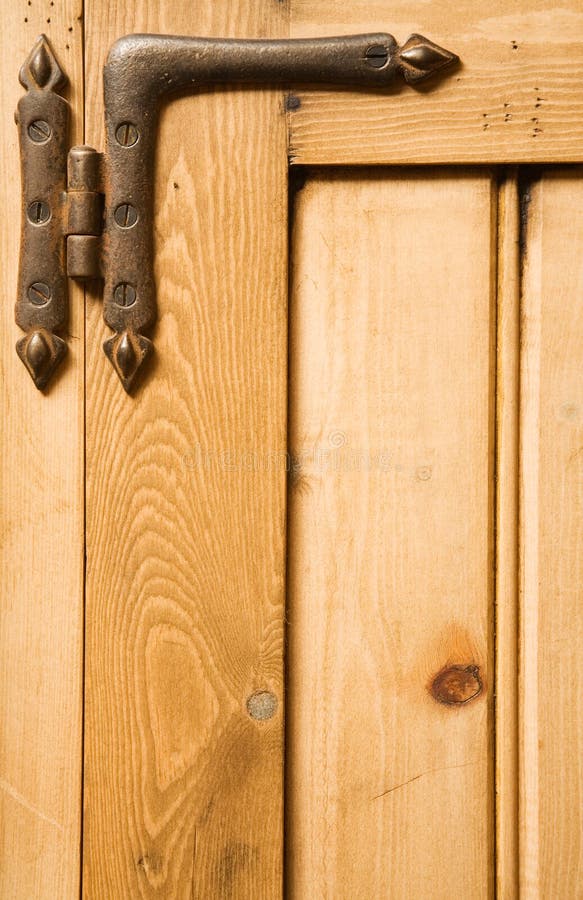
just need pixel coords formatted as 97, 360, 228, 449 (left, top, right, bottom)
288, 0, 583, 164
495, 171, 520, 900
82, 1, 288, 897
0, 2, 84, 898
519, 170, 583, 897
286, 171, 495, 898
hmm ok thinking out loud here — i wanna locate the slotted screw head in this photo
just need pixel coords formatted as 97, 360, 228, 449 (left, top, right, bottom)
27, 281, 51, 305
113, 282, 137, 307
115, 122, 139, 147
27, 200, 50, 224
28, 119, 51, 143
114, 203, 138, 228
365, 44, 389, 68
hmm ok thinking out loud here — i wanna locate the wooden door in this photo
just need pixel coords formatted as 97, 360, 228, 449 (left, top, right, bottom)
1, 2, 582, 898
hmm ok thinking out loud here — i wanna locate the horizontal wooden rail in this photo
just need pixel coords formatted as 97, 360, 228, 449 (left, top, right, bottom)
288, 1, 583, 164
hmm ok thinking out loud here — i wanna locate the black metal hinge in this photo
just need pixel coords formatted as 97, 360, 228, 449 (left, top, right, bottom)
15, 33, 458, 392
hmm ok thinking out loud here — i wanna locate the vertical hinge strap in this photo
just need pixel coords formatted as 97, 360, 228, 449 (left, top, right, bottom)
14, 35, 69, 390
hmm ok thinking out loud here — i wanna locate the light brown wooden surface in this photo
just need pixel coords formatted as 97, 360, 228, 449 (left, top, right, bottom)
286, 170, 495, 899
82, 1, 288, 897
495, 171, 520, 900
288, 0, 583, 164
0, 3, 84, 899
1, 3, 582, 896
519, 170, 583, 898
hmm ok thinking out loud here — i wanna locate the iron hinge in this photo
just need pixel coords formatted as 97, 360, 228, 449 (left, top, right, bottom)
15, 32, 458, 392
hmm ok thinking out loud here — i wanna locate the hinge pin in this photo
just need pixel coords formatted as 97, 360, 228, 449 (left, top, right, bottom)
66, 145, 104, 280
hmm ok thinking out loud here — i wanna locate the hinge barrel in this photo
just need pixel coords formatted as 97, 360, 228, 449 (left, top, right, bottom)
66, 146, 104, 280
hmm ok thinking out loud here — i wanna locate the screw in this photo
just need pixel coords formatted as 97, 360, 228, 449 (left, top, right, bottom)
115, 122, 139, 147
113, 282, 137, 307
28, 119, 51, 143
27, 200, 51, 224
365, 44, 389, 68
114, 203, 138, 228
27, 282, 51, 306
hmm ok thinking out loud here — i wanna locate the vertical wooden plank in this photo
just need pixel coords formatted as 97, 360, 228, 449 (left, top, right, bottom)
495, 170, 520, 899
0, 3, 84, 899
519, 170, 583, 897
83, 1, 288, 897
287, 171, 495, 899
519, 171, 543, 900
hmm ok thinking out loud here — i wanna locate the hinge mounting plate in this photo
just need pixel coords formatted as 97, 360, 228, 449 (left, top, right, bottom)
15, 32, 458, 392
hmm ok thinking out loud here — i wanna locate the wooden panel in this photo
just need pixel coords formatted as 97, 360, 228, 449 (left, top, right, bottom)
287, 171, 495, 898
519, 170, 583, 897
495, 171, 520, 899
83, 2, 288, 897
288, 1, 583, 164
0, 3, 84, 899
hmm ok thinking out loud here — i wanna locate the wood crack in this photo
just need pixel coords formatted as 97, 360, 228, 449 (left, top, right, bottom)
372, 759, 482, 801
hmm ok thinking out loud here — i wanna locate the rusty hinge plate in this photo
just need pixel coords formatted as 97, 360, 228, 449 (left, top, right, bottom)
15, 32, 458, 392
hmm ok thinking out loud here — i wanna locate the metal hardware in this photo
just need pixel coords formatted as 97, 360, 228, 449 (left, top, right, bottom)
16, 32, 458, 391
15, 37, 69, 388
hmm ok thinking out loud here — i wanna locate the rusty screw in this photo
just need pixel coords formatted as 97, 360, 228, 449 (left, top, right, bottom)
27, 200, 51, 225
115, 122, 139, 147
113, 283, 137, 307
28, 119, 52, 143
27, 282, 51, 306
114, 203, 138, 228
365, 44, 389, 68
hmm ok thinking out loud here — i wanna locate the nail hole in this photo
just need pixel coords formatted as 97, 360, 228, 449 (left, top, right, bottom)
285, 93, 301, 111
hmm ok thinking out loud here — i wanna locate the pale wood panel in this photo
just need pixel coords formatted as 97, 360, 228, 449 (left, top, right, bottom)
83, 1, 288, 897
288, 1, 583, 164
495, 171, 520, 899
0, 3, 84, 898
287, 171, 495, 899
520, 170, 583, 897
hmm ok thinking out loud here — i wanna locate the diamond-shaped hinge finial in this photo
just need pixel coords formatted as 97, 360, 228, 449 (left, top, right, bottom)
103, 330, 153, 393
19, 34, 67, 92
16, 329, 67, 390
397, 34, 459, 84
